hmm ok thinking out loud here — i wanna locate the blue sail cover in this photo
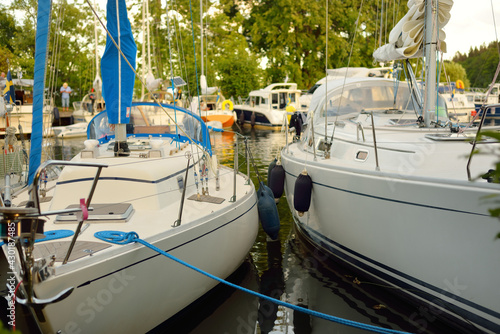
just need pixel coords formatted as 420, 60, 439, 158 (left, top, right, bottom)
28, 0, 52, 185
101, 0, 137, 124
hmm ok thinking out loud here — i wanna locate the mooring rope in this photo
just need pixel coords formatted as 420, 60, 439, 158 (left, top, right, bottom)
94, 230, 411, 334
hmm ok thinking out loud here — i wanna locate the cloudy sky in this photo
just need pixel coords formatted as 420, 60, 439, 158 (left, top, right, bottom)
444, 1, 499, 59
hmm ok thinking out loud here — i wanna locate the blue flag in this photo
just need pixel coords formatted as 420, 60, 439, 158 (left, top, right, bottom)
3, 70, 16, 104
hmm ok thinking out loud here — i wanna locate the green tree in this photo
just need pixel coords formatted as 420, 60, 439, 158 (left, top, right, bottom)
0, 47, 14, 75
7, 0, 97, 104
0, 4, 18, 53
453, 42, 500, 89
439, 61, 470, 88
131, 0, 262, 99
242, 0, 396, 90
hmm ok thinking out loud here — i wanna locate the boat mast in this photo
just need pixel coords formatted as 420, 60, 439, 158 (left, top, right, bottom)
146, 0, 152, 74
94, 0, 101, 100
141, 0, 145, 98
423, 0, 437, 127
200, 0, 203, 79
199, 0, 208, 96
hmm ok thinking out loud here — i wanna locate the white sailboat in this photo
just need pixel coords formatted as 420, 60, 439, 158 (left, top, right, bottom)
0, 1, 258, 333
280, 0, 500, 332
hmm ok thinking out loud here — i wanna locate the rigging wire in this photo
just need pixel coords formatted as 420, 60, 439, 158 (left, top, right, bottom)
373, 1, 379, 57
173, 0, 192, 98
188, 0, 202, 119
328, 0, 365, 144
492, 0, 500, 56
83, 0, 206, 157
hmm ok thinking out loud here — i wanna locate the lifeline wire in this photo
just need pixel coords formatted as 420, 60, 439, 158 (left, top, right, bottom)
94, 231, 412, 334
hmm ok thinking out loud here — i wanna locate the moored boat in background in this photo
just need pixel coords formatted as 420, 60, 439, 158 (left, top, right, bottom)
234, 83, 304, 129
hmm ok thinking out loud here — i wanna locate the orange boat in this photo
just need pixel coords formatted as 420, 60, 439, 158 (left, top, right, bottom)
192, 94, 235, 129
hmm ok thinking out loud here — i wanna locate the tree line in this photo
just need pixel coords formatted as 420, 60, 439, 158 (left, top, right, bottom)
453, 41, 500, 89
0, 0, 496, 104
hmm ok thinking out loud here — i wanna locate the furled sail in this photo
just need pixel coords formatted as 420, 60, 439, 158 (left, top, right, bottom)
101, 0, 137, 125
373, 0, 453, 62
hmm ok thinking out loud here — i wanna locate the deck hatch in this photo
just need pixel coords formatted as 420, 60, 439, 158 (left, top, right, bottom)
55, 203, 134, 223
187, 194, 225, 204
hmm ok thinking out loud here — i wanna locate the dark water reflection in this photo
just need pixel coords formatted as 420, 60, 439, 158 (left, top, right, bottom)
52, 130, 461, 334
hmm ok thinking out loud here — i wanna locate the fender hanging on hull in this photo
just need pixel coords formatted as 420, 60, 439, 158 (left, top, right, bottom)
294, 170, 312, 216
257, 181, 280, 240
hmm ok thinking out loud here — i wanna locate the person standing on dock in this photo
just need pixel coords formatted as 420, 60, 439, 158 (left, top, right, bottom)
60, 82, 72, 112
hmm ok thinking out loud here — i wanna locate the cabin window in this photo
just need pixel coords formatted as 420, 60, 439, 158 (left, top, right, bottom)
279, 92, 287, 109
272, 93, 278, 109
289, 93, 296, 103
261, 97, 268, 105
317, 83, 417, 120
355, 150, 368, 161
250, 96, 256, 107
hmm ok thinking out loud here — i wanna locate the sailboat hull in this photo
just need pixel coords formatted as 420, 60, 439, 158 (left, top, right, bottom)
1, 102, 259, 333
281, 148, 500, 333
31, 190, 257, 333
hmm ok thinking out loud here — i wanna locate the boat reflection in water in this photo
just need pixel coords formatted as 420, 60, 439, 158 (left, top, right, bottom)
160, 226, 462, 334
151, 259, 259, 334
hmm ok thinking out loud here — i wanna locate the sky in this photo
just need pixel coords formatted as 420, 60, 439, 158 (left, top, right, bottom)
444, 1, 499, 59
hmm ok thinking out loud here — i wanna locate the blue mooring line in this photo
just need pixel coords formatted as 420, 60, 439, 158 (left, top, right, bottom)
94, 231, 412, 334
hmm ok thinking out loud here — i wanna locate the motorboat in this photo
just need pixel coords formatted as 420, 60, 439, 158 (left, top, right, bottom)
438, 81, 477, 123
234, 83, 304, 129
190, 90, 236, 129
